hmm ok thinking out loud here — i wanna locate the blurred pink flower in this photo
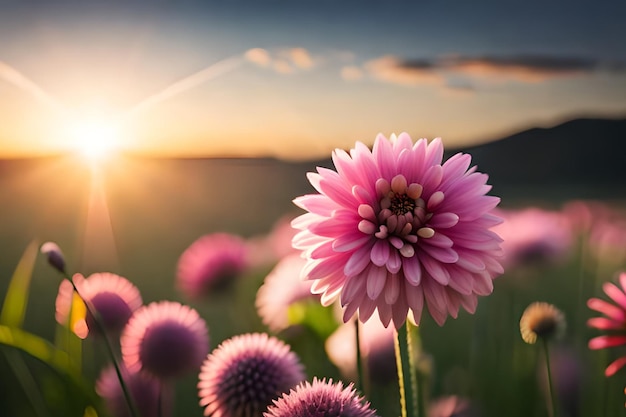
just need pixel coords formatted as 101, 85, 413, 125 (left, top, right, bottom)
264, 377, 379, 417
255, 254, 319, 333
292, 133, 503, 328
177, 233, 249, 298
121, 301, 209, 379
96, 364, 172, 417
588, 272, 626, 376
55, 273, 142, 339
588, 220, 626, 267
428, 396, 476, 417
493, 207, 573, 267
198, 332, 305, 417
325, 310, 396, 383
247, 215, 300, 267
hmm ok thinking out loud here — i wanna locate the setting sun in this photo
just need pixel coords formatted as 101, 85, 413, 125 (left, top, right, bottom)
69, 118, 122, 161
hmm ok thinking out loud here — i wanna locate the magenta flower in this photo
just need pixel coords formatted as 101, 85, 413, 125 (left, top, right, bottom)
247, 215, 300, 268
588, 272, 626, 376
96, 364, 172, 417
198, 332, 305, 417
493, 207, 573, 267
55, 273, 142, 338
264, 377, 379, 417
292, 134, 503, 328
177, 233, 249, 298
121, 301, 209, 379
255, 254, 319, 333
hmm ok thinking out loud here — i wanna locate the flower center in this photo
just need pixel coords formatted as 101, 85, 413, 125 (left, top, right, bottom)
357, 174, 446, 259
390, 193, 415, 216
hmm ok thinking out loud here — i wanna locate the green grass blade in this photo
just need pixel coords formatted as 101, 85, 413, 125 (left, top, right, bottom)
0, 240, 39, 327
0, 324, 101, 409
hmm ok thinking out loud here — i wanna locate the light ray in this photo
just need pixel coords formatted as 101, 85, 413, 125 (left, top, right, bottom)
127, 55, 244, 118
0, 60, 66, 113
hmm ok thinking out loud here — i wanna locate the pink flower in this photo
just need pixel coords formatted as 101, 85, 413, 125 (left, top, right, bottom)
96, 364, 172, 417
493, 207, 573, 267
255, 254, 319, 333
55, 273, 142, 339
292, 134, 503, 328
264, 377, 379, 417
325, 311, 396, 382
198, 333, 305, 417
588, 272, 626, 376
121, 301, 209, 379
247, 215, 300, 267
177, 233, 249, 298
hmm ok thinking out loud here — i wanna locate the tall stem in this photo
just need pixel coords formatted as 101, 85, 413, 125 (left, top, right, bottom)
395, 323, 418, 417
354, 319, 364, 393
67, 276, 141, 417
542, 339, 558, 417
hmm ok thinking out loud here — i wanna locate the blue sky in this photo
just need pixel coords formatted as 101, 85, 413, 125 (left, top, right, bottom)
0, 0, 625, 158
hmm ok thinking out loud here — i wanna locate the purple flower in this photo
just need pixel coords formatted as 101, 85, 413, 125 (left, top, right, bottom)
41, 241, 66, 274
292, 134, 503, 328
55, 273, 142, 338
255, 254, 319, 333
198, 332, 305, 417
96, 365, 172, 417
121, 301, 209, 379
177, 233, 249, 298
264, 377, 379, 417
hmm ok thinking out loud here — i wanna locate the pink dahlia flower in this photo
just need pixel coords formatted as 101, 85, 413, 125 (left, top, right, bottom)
55, 273, 142, 338
177, 233, 249, 298
264, 377, 379, 417
292, 134, 503, 328
96, 364, 172, 417
198, 332, 305, 417
255, 254, 319, 333
121, 301, 209, 379
588, 272, 626, 376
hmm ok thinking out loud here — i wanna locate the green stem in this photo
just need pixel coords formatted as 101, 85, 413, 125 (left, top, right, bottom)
67, 276, 141, 417
355, 319, 364, 393
407, 322, 425, 417
395, 323, 418, 417
542, 339, 558, 417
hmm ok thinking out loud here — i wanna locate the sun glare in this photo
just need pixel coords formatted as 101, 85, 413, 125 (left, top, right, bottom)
70, 118, 121, 161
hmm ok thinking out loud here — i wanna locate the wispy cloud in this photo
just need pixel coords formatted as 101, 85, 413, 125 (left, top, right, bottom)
245, 47, 317, 74
361, 54, 625, 87
364, 55, 443, 86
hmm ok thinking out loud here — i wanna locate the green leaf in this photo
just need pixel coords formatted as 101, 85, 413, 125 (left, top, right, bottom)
0, 325, 101, 410
0, 240, 39, 328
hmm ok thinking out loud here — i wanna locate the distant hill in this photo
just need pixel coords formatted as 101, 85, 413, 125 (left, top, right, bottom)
446, 118, 626, 200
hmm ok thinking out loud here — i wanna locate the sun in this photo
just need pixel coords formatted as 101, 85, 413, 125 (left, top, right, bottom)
69, 118, 122, 162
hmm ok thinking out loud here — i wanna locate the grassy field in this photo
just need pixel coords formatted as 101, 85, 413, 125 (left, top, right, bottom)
1, 155, 625, 417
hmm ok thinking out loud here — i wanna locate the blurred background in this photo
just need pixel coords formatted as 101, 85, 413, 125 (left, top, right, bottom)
1, 1, 626, 416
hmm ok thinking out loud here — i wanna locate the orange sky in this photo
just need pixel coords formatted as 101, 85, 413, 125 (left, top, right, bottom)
1, 1, 625, 160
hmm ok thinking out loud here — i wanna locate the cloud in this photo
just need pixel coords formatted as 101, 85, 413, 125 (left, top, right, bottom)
365, 55, 443, 86
245, 47, 317, 74
439, 55, 603, 82
361, 53, 624, 87
341, 65, 364, 81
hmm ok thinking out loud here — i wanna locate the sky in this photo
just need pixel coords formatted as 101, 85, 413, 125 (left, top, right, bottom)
0, 0, 625, 160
